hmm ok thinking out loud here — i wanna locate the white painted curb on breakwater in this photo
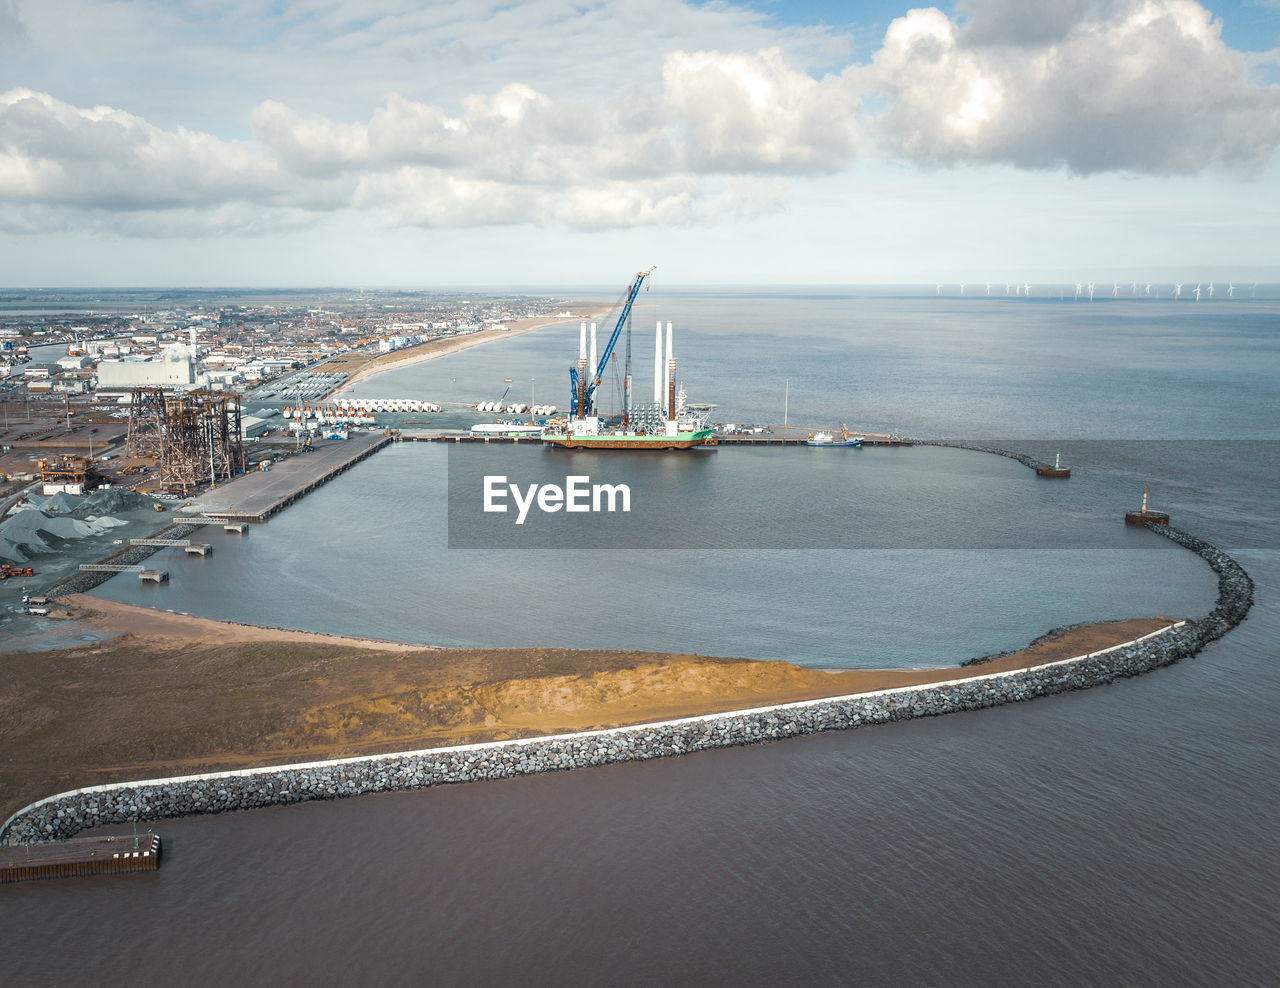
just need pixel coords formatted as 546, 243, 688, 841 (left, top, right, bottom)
0, 622, 1185, 843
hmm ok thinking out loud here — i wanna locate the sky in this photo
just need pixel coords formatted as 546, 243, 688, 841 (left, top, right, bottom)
1, 0, 1279, 287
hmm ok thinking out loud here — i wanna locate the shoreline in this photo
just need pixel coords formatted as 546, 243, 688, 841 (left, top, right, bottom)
5, 596, 1245, 845
338, 305, 612, 391
1, 596, 1177, 825
59, 595, 430, 652
0, 427, 1257, 839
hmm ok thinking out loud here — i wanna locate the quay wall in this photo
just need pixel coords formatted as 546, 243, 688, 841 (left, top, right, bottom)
1, 521, 1253, 846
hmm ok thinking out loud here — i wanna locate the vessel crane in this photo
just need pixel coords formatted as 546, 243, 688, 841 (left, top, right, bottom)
569, 267, 654, 418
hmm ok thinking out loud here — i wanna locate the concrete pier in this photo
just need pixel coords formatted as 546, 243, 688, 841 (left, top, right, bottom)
178, 432, 393, 522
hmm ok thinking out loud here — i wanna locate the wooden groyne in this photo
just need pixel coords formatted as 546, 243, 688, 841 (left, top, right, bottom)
2, 831, 160, 883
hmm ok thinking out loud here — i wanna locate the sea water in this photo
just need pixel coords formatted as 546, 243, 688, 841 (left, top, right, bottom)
6, 290, 1279, 983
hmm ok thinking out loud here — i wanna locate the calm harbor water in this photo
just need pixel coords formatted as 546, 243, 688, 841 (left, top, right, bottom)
4, 291, 1279, 983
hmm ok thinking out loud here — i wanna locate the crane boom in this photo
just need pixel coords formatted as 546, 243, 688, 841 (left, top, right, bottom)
570, 267, 654, 417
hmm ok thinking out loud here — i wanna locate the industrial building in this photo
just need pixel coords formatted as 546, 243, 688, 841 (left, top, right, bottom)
97, 343, 198, 390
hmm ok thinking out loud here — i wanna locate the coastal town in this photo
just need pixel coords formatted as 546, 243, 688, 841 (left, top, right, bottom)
0, 289, 574, 503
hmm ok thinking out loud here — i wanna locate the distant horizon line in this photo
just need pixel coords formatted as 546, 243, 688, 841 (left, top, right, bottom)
1, 280, 1275, 293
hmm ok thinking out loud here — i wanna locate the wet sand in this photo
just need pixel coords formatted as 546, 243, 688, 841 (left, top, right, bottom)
61, 594, 425, 651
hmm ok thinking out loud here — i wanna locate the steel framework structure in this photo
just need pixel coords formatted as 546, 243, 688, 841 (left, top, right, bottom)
125, 388, 245, 491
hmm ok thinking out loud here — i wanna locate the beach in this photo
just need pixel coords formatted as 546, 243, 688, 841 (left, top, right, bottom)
338, 306, 612, 390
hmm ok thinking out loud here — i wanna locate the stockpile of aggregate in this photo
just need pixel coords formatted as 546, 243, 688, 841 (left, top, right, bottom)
0, 491, 147, 564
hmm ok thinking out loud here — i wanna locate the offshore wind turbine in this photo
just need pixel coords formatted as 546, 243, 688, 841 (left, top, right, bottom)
1145, 283, 1152, 296
1005, 282, 1012, 295
1074, 282, 1083, 300
1023, 282, 1031, 297
1088, 282, 1096, 301
959, 282, 966, 296
1193, 284, 1202, 302
985, 283, 991, 296
1228, 282, 1236, 298
1113, 283, 1119, 297
1173, 283, 1183, 300
1208, 282, 1215, 298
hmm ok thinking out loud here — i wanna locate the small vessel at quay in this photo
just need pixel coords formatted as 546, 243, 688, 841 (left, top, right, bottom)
806, 424, 864, 447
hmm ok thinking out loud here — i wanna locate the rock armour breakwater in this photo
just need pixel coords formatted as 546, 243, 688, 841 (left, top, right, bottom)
1, 519, 1253, 846
916, 439, 1054, 472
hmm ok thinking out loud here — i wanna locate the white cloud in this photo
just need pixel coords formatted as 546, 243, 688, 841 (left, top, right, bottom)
0, 88, 284, 208
869, 1, 1280, 173
662, 49, 861, 172
251, 48, 860, 180
243, 47, 859, 229
3, 0, 1280, 243
956, 0, 1111, 46
7, 0, 841, 129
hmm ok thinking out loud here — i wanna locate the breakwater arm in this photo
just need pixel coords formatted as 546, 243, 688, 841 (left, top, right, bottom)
915, 439, 1054, 471
2, 515, 1253, 845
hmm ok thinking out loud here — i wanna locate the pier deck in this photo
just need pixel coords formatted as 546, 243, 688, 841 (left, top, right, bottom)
2, 832, 160, 883
177, 432, 392, 522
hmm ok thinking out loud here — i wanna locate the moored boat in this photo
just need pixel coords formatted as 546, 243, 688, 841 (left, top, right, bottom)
806, 424, 864, 447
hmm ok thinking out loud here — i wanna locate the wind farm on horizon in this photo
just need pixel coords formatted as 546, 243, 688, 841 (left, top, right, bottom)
931, 280, 1260, 300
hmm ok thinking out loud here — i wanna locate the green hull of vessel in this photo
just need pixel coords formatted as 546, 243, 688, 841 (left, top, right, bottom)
541, 428, 716, 450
